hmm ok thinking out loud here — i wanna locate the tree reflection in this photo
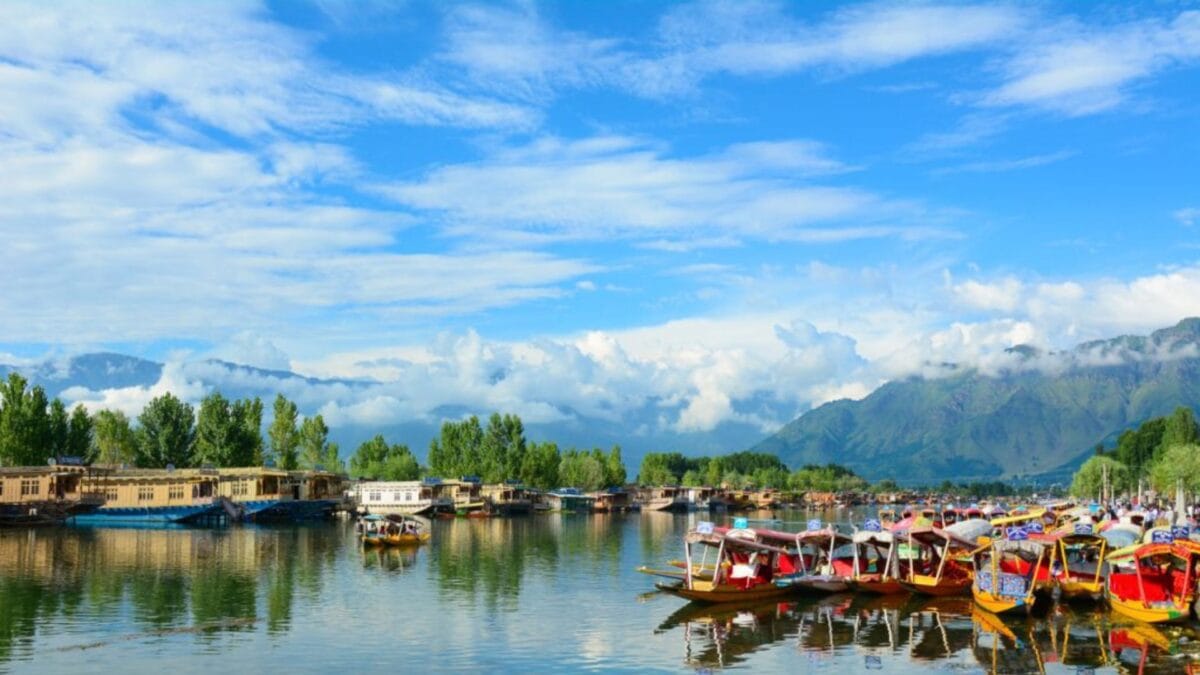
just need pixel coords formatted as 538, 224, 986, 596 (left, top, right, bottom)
0, 524, 340, 663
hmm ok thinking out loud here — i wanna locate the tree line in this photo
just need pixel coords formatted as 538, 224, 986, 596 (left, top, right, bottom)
1072, 406, 1200, 498
0, 373, 340, 471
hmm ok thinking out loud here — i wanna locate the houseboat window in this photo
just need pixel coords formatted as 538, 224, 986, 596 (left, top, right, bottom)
0, 481, 4, 496
232, 480, 249, 497
370, 491, 381, 502
168, 486, 185, 500
137, 487, 155, 501
20, 479, 39, 496
405, 492, 412, 502
105, 488, 119, 501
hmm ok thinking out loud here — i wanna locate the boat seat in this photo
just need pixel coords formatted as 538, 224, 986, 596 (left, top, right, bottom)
1109, 572, 1173, 603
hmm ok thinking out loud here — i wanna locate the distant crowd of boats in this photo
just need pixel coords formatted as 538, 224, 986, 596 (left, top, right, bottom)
639, 501, 1200, 626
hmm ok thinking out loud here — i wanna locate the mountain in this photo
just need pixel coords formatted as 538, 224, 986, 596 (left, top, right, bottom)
752, 318, 1200, 483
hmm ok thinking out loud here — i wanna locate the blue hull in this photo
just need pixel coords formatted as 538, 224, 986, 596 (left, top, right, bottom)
248, 499, 337, 522
236, 500, 281, 516
70, 503, 224, 525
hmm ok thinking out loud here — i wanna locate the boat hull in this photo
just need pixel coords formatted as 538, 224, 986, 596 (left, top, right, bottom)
1108, 595, 1190, 624
854, 578, 907, 595
899, 575, 971, 597
792, 576, 851, 593
70, 503, 224, 525
362, 532, 429, 547
655, 581, 795, 604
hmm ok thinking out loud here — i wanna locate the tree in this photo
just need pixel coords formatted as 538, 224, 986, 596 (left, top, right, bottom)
137, 393, 195, 468
1160, 407, 1199, 452
91, 410, 139, 466
480, 413, 526, 483
0, 373, 54, 466
48, 398, 69, 459
605, 445, 626, 486
1115, 417, 1166, 478
559, 450, 606, 491
269, 394, 300, 470
195, 392, 237, 467
1070, 455, 1130, 499
681, 470, 703, 487
298, 414, 333, 470
234, 397, 264, 465
1149, 444, 1200, 495
427, 415, 485, 478
350, 435, 420, 480
66, 404, 93, 459
519, 441, 560, 490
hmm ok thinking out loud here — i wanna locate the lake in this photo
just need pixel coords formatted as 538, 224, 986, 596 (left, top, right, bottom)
2, 511, 1200, 673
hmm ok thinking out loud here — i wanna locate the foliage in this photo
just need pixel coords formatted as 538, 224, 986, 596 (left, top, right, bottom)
349, 435, 420, 480
1114, 417, 1166, 478
136, 393, 196, 468
0, 373, 52, 466
788, 464, 864, 492
298, 414, 336, 470
269, 394, 300, 470
519, 441, 561, 490
66, 404, 93, 459
1160, 407, 1199, 452
558, 449, 607, 491
195, 392, 264, 467
1070, 455, 1131, 498
91, 410, 139, 466
1149, 444, 1200, 495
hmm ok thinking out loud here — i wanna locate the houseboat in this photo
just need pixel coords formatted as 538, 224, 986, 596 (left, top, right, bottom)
545, 487, 595, 513
0, 459, 106, 525
482, 483, 534, 515
355, 479, 450, 516
283, 469, 348, 519
590, 487, 633, 513
433, 478, 486, 515
70, 466, 228, 525
644, 486, 690, 513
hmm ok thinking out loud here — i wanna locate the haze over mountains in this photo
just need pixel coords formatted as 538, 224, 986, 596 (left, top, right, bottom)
5, 319, 1200, 483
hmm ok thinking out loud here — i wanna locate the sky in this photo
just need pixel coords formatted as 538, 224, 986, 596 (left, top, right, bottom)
2, 0, 1200, 438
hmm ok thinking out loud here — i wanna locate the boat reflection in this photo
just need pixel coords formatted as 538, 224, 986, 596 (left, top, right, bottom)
657, 592, 1200, 672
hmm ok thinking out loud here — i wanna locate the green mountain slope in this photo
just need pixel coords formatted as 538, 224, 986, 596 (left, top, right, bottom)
752, 319, 1200, 482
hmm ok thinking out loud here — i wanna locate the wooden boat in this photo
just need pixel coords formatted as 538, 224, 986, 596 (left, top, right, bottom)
639, 524, 799, 603
850, 525, 906, 594
971, 536, 1054, 615
1105, 534, 1200, 623
1052, 524, 1108, 600
896, 526, 976, 596
358, 513, 430, 546
354, 479, 450, 516
644, 486, 690, 513
778, 525, 856, 593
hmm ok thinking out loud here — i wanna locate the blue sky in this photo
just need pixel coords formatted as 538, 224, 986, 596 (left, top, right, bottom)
2, 1, 1200, 436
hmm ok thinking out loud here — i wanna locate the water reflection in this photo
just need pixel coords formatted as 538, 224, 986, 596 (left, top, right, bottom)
0, 524, 339, 662
655, 591, 1200, 672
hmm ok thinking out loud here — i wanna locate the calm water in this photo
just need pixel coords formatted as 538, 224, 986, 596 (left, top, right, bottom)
3, 511, 1200, 673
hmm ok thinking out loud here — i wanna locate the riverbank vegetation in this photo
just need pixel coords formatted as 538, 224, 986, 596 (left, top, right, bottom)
1071, 406, 1200, 497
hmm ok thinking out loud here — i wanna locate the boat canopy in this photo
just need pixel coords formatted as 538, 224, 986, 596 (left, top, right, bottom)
945, 519, 991, 544
853, 529, 894, 545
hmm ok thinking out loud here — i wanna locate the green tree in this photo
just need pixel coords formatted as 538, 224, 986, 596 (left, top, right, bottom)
350, 435, 420, 480
1115, 417, 1167, 477
0, 373, 54, 466
195, 392, 237, 467
269, 394, 300, 470
1149, 444, 1200, 495
1160, 407, 1199, 452
137, 393, 196, 468
519, 441, 560, 489
1070, 455, 1130, 499
91, 409, 139, 465
65, 403, 93, 459
681, 470, 702, 487
298, 414, 332, 470
559, 450, 606, 491
234, 397, 264, 465
605, 445, 626, 486
48, 398, 69, 459
427, 415, 485, 478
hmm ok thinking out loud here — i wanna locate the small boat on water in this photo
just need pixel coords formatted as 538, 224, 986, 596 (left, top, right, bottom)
851, 523, 906, 594
775, 523, 856, 593
971, 535, 1055, 615
644, 487, 690, 513
638, 522, 799, 603
1105, 530, 1200, 623
358, 513, 431, 546
896, 526, 977, 596
1052, 524, 1109, 600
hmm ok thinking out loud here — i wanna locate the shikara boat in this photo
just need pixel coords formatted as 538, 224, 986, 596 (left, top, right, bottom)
971, 536, 1054, 615
781, 525, 856, 593
1105, 533, 1200, 623
850, 524, 906, 594
896, 526, 976, 596
1052, 523, 1108, 600
358, 513, 431, 546
640, 525, 799, 603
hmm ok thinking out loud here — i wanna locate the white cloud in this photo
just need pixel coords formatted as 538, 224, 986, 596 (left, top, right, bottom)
1175, 207, 1200, 227
983, 11, 1200, 115
378, 134, 940, 245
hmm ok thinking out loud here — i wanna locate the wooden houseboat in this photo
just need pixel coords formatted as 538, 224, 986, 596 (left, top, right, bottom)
355, 479, 451, 516
545, 487, 595, 513
644, 486, 690, 513
590, 487, 633, 513
71, 466, 228, 525
482, 483, 534, 515
0, 460, 106, 525
432, 478, 486, 515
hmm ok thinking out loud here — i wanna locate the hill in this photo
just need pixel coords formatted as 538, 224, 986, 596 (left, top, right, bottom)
751, 318, 1200, 482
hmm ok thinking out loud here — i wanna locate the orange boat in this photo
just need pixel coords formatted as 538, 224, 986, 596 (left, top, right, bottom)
638, 523, 800, 603
1106, 534, 1200, 624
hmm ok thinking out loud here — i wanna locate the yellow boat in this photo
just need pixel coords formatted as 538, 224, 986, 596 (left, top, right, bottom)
971, 537, 1054, 615
358, 513, 431, 546
639, 523, 801, 604
1052, 525, 1108, 600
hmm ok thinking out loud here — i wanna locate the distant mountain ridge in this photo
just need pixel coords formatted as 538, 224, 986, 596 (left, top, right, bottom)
752, 318, 1200, 483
